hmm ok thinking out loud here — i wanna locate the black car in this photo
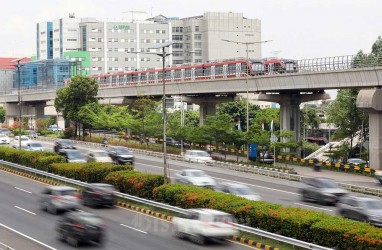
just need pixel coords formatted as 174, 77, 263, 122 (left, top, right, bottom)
59, 149, 87, 163
82, 183, 116, 207
56, 211, 106, 247
107, 146, 134, 165
166, 137, 180, 147
54, 139, 76, 152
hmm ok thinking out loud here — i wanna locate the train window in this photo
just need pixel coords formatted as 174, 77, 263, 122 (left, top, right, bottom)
174, 70, 182, 80
285, 62, 296, 73
215, 66, 223, 75
227, 64, 236, 75
241, 63, 249, 75
184, 68, 192, 78
149, 72, 156, 82
141, 73, 147, 83
252, 63, 264, 75
195, 67, 203, 77
112, 76, 117, 83
165, 71, 171, 80
126, 74, 132, 82
204, 67, 211, 76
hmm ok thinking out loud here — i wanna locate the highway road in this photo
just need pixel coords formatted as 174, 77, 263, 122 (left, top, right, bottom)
36, 140, 339, 216
0, 168, 253, 250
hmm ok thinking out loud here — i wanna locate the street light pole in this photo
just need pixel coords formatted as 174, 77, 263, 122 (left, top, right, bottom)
221, 39, 272, 160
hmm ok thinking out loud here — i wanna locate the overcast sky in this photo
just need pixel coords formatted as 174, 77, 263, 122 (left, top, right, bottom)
1, 0, 381, 60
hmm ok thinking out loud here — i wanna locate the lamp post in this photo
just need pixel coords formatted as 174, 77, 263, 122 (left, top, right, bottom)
221, 39, 272, 160
149, 41, 176, 183
11, 58, 26, 150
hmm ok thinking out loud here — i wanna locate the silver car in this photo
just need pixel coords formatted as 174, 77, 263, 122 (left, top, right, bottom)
40, 186, 80, 214
173, 169, 216, 188
214, 182, 261, 201
338, 196, 382, 227
299, 178, 348, 205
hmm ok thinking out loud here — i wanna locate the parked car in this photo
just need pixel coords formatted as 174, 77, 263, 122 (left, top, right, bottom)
56, 211, 106, 247
87, 150, 113, 163
347, 158, 368, 169
107, 146, 134, 165
59, 149, 87, 163
299, 177, 348, 205
184, 150, 214, 163
82, 183, 116, 207
258, 151, 274, 164
11, 135, 30, 148
338, 196, 382, 227
40, 186, 80, 214
173, 169, 216, 188
26, 142, 44, 151
0, 133, 10, 144
54, 139, 76, 152
0, 128, 11, 136
48, 124, 63, 132
26, 130, 38, 139
214, 182, 261, 201
173, 208, 237, 244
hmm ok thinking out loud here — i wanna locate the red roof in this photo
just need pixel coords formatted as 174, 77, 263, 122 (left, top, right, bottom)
0, 58, 30, 69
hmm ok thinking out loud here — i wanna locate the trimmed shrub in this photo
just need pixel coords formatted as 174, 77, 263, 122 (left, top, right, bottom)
35, 155, 66, 171
0, 146, 56, 167
104, 170, 164, 199
50, 162, 132, 183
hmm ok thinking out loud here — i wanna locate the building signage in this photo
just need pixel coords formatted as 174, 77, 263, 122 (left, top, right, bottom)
113, 25, 130, 30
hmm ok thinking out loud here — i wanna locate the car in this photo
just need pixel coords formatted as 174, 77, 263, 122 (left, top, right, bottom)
0, 133, 10, 144
299, 177, 348, 205
48, 124, 63, 132
25, 130, 38, 139
258, 151, 274, 164
82, 183, 116, 207
166, 137, 180, 147
59, 149, 87, 163
26, 142, 44, 151
40, 186, 80, 214
214, 182, 261, 201
0, 128, 11, 136
172, 208, 237, 244
11, 135, 30, 148
107, 146, 134, 165
56, 211, 106, 247
54, 139, 76, 152
338, 196, 382, 227
347, 158, 367, 165
87, 150, 113, 163
173, 169, 216, 188
184, 150, 214, 163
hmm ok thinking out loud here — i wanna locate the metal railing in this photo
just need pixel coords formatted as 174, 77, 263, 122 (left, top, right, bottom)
0, 159, 332, 250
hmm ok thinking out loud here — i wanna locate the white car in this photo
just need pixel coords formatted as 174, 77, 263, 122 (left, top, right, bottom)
173, 208, 237, 244
87, 150, 113, 163
214, 182, 262, 201
12, 135, 31, 148
0, 133, 10, 144
173, 169, 216, 188
184, 150, 214, 163
26, 142, 44, 152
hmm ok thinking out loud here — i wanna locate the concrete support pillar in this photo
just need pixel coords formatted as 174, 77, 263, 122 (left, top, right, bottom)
279, 95, 301, 142
35, 105, 45, 119
357, 89, 382, 170
199, 102, 217, 126
57, 115, 65, 129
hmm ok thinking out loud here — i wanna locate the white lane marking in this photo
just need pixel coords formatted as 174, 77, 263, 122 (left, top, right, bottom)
14, 187, 32, 194
0, 223, 57, 250
136, 162, 298, 195
14, 206, 36, 215
294, 203, 333, 212
120, 224, 147, 234
0, 242, 15, 250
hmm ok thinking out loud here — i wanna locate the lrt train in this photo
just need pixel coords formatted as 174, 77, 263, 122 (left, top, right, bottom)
68, 58, 298, 87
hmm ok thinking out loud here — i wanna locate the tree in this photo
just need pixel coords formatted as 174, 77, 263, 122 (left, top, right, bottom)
202, 114, 236, 150
245, 123, 270, 161
253, 108, 280, 131
0, 107, 5, 123
54, 76, 98, 136
129, 96, 158, 138
217, 100, 259, 131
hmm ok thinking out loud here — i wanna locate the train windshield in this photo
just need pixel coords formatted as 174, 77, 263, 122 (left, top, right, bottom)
251, 62, 264, 74
285, 62, 296, 73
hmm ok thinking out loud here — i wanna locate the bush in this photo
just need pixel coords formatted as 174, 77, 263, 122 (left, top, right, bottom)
105, 170, 164, 199
35, 155, 66, 171
0, 146, 56, 167
63, 126, 75, 139
50, 162, 132, 183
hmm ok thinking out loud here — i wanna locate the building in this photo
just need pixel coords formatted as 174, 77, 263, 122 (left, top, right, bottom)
37, 12, 262, 75
0, 58, 31, 99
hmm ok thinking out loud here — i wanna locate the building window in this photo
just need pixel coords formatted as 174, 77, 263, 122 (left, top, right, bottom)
68, 29, 77, 32
195, 59, 202, 63
195, 26, 200, 32
172, 27, 183, 33
54, 29, 59, 32
194, 42, 202, 48
194, 34, 202, 40
173, 60, 184, 64
195, 50, 202, 56
245, 34, 254, 36
173, 43, 183, 49
91, 28, 99, 32
66, 39, 77, 41
172, 35, 183, 41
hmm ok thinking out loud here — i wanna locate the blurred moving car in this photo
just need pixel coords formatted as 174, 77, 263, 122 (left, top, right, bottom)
299, 177, 348, 205
59, 149, 87, 163
56, 211, 106, 247
173, 208, 237, 244
258, 151, 274, 164
0, 128, 11, 136
26, 130, 38, 139
26, 142, 44, 151
87, 150, 113, 163
107, 146, 134, 165
82, 183, 116, 207
338, 196, 382, 227
48, 124, 63, 132
40, 186, 80, 214
375, 170, 382, 185
11, 135, 30, 148
184, 150, 214, 163
173, 169, 216, 188
0, 133, 10, 144
214, 182, 261, 201
54, 139, 76, 152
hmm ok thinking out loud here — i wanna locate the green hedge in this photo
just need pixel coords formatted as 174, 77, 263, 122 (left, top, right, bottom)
104, 170, 164, 199
153, 184, 382, 249
35, 155, 66, 171
50, 162, 133, 183
0, 146, 59, 168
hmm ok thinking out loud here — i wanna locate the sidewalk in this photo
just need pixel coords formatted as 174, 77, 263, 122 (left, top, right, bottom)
212, 152, 378, 188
